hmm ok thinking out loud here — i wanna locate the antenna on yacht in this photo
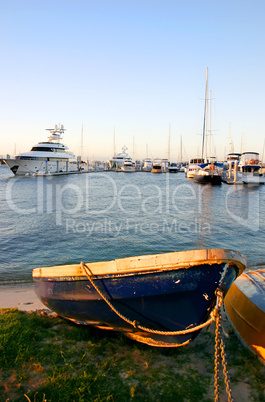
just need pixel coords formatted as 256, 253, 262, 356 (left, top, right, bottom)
122, 145, 128, 154
46, 124, 65, 142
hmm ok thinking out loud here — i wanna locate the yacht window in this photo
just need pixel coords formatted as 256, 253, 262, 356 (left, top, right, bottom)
31, 147, 65, 152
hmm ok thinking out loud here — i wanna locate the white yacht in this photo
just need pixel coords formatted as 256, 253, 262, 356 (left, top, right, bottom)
161, 159, 169, 173
4, 124, 79, 176
178, 164, 186, 172
223, 152, 265, 185
222, 153, 241, 183
168, 163, 179, 173
142, 158, 152, 172
185, 158, 205, 179
238, 152, 265, 185
107, 146, 132, 171
121, 159, 136, 173
151, 159, 163, 173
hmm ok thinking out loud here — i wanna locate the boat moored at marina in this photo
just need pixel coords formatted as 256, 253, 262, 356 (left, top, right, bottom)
223, 153, 241, 169
194, 161, 223, 185
142, 158, 153, 172
223, 152, 265, 185
168, 162, 179, 173
239, 152, 265, 185
32, 249, 246, 347
107, 146, 133, 171
151, 159, 163, 173
121, 159, 136, 173
161, 159, 169, 173
185, 158, 205, 179
222, 153, 242, 183
4, 124, 80, 176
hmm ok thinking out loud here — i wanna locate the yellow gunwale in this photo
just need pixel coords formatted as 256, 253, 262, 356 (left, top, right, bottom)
32, 249, 246, 279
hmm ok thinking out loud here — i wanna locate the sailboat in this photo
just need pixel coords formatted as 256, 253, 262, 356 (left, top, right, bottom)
179, 136, 186, 172
194, 69, 222, 185
142, 144, 153, 171
167, 124, 179, 173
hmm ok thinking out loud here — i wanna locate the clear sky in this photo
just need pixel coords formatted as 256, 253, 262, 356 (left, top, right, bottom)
1, 0, 265, 162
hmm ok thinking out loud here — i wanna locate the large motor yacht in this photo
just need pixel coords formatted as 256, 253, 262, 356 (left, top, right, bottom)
107, 146, 133, 170
4, 124, 79, 176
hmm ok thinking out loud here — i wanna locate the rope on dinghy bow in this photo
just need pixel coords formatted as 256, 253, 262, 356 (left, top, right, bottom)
81, 262, 221, 336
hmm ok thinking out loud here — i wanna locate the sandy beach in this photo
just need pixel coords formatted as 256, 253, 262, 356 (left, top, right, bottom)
0, 285, 47, 312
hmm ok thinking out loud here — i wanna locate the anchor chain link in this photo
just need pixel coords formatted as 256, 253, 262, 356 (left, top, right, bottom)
214, 289, 233, 402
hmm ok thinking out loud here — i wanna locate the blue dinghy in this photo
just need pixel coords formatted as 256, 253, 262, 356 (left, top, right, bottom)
32, 249, 246, 347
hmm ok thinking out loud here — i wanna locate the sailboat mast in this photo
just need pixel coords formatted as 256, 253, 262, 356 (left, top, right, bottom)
262, 139, 265, 163
209, 90, 211, 158
180, 135, 182, 164
205, 73, 208, 161
168, 124, 171, 162
81, 124, 83, 162
229, 123, 234, 153
113, 127, 116, 157
202, 67, 208, 161
243, 128, 246, 154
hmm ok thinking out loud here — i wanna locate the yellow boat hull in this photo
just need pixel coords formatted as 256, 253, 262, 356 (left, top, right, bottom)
224, 269, 265, 364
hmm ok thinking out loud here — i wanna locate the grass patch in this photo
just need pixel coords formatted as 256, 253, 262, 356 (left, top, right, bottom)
0, 308, 264, 401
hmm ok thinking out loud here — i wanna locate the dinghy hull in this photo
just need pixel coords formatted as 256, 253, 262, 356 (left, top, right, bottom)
33, 249, 246, 347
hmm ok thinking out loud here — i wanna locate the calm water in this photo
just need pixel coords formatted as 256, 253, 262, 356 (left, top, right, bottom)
1, 164, 265, 287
